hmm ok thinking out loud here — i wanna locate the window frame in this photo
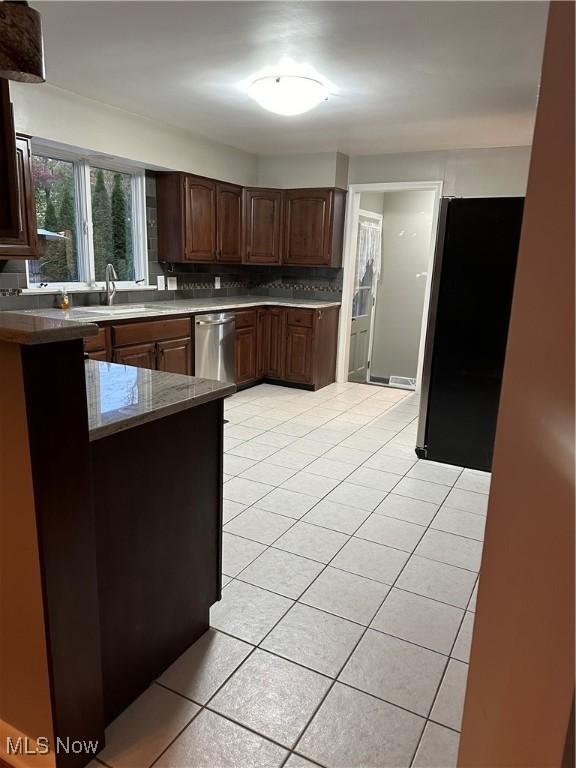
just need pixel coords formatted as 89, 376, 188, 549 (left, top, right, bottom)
26, 144, 149, 292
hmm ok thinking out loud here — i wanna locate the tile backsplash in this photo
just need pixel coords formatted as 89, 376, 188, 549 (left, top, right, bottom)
0, 173, 343, 311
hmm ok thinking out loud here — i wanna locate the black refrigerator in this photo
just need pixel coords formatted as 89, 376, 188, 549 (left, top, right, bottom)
416, 197, 524, 472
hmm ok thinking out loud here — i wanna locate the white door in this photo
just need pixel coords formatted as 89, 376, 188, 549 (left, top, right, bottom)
348, 213, 382, 382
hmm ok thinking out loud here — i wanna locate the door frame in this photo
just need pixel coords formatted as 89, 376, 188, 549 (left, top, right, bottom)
336, 180, 444, 391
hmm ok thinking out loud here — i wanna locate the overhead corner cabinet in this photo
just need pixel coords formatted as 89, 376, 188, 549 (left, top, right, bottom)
157, 171, 346, 267
156, 173, 242, 263
282, 188, 346, 267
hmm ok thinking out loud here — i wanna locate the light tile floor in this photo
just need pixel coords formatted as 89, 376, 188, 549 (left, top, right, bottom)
94, 382, 489, 768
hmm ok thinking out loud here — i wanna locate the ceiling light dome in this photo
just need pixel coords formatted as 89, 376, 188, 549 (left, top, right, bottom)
248, 75, 328, 116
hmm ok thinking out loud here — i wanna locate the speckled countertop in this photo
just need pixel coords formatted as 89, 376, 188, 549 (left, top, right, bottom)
0, 311, 98, 345
12, 295, 341, 324
85, 359, 235, 441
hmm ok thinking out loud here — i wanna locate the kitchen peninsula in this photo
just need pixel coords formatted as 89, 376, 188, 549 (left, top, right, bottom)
0, 312, 234, 768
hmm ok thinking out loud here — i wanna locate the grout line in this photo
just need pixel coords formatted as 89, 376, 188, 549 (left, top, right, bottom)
114, 385, 477, 768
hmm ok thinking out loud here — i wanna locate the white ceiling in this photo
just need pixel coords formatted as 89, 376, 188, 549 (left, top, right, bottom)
35, 1, 548, 156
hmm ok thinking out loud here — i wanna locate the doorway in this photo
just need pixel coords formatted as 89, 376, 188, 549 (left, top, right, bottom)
338, 181, 442, 391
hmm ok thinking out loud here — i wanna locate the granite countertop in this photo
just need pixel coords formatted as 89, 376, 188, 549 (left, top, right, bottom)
0, 311, 99, 345
11, 295, 341, 324
85, 359, 235, 441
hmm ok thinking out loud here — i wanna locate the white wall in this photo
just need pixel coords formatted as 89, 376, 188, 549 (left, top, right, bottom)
368, 190, 436, 381
256, 151, 349, 188
10, 82, 258, 186
349, 146, 531, 196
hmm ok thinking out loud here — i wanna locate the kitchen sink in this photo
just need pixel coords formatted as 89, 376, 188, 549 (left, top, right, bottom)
78, 305, 152, 316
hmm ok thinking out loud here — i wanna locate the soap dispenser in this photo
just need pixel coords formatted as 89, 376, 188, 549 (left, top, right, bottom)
57, 288, 70, 310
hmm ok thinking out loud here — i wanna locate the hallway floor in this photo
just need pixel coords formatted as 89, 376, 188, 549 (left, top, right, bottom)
93, 382, 489, 768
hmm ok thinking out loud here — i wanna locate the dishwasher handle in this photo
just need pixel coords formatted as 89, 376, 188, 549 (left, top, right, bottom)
196, 317, 234, 327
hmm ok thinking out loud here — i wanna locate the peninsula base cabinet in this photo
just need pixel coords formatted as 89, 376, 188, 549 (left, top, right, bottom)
235, 305, 339, 390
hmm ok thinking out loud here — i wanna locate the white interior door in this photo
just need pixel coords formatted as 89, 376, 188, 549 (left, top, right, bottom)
348, 213, 382, 382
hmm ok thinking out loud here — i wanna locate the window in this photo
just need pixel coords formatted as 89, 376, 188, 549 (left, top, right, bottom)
352, 216, 382, 318
28, 148, 147, 289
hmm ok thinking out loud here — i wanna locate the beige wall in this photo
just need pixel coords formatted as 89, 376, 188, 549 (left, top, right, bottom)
368, 190, 435, 381
11, 82, 258, 186
256, 151, 349, 188
349, 146, 531, 196
459, 3, 574, 765
11, 82, 531, 198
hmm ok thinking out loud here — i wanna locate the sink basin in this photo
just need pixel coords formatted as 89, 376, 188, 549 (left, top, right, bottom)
78, 305, 151, 316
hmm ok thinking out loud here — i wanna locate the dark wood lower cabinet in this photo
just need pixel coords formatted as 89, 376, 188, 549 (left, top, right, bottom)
157, 337, 192, 375
236, 305, 339, 390
284, 324, 313, 384
267, 308, 286, 380
257, 308, 269, 378
82, 307, 338, 390
235, 322, 258, 384
87, 350, 109, 362
113, 342, 157, 369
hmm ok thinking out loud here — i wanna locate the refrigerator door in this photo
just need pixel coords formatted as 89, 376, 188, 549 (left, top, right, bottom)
417, 197, 524, 471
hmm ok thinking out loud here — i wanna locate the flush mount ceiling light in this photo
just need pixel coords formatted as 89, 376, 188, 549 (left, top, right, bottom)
242, 60, 334, 116
248, 74, 329, 116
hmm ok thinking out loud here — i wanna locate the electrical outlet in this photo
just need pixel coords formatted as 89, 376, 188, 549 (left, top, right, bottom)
167, 277, 177, 291
215, 276, 221, 290
156, 275, 166, 291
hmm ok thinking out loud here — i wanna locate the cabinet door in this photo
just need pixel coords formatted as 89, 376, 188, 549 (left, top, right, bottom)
0, 79, 20, 240
217, 183, 242, 263
113, 343, 157, 370
184, 175, 217, 261
256, 308, 269, 378
284, 324, 313, 384
0, 135, 38, 258
235, 326, 258, 384
267, 308, 285, 379
157, 337, 192, 375
243, 188, 282, 264
283, 189, 333, 266
87, 350, 109, 362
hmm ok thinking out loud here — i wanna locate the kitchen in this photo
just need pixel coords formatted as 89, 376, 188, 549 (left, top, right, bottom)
0, 3, 573, 768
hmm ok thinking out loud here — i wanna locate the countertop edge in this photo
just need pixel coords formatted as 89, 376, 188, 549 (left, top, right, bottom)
0, 312, 99, 345
87, 361, 236, 441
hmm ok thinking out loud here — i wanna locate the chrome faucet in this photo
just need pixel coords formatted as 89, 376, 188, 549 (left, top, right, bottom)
105, 263, 118, 306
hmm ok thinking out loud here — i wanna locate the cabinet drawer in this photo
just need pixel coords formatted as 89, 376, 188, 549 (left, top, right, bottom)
112, 318, 191, 347
84, 326, 107, 352
286, 309, 314, 328
235, 309, 257, 329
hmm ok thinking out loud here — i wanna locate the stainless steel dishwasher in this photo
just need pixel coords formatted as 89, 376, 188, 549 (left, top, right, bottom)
194, 313, 235, 382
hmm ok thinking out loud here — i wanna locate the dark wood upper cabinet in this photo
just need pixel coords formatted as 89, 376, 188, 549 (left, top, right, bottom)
217, 183, 242, 263
157, 171, 346, 267
185, 175, 217, 262
283, 188, 346, 267
0, 79, 20, 241
243, 188, 282, 265
0, 134, 39, 259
